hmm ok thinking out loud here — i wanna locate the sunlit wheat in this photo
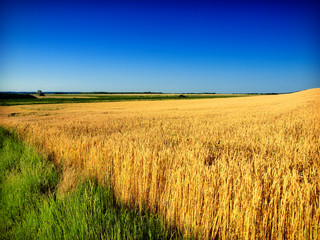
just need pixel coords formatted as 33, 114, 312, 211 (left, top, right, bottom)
1, 89, 319, 239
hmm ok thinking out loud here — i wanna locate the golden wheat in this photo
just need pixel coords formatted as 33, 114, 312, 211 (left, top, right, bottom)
1, 89, 319, 239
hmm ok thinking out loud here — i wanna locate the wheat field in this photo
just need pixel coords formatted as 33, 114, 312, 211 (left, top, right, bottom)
1, 89, 319, 239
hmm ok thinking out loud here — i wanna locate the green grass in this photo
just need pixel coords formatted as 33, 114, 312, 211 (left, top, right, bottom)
0, 94, 253, 106
0, 126, 185, 239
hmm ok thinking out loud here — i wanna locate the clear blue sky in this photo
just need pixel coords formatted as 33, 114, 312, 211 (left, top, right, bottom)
1, 1, 319, 93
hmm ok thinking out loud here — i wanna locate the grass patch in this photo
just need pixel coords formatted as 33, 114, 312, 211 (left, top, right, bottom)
0, 126, 184, 239
0, 94, 253, 106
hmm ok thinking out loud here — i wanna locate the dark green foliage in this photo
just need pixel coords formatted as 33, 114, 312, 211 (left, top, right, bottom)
0, 126, 184, 239
0, 93, 37, 100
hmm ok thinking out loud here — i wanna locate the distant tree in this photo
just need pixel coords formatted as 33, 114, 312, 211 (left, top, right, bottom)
37, 90, 45, 96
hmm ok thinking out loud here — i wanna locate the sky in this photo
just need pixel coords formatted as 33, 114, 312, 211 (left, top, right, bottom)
1, 1, 319, 93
